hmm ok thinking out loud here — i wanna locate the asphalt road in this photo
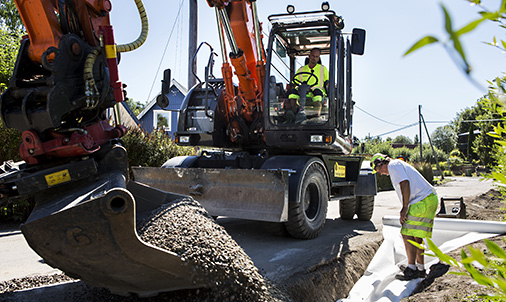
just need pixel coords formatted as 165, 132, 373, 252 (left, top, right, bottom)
0, 176, 495, 300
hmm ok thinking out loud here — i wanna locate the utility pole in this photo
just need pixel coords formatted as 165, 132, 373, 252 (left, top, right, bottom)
188, 0, 198, 89
419, 105, 422, 160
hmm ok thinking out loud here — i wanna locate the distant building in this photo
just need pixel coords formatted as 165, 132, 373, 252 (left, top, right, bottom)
457, 129, 481, 154
391, 143, 417, 149
106, 101, 142, 130
137, 79, 188, 138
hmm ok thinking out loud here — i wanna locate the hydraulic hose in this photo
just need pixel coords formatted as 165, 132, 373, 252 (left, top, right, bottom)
83, 46, 101, 108
83, 0, 149, 104
116, 0, 149, 53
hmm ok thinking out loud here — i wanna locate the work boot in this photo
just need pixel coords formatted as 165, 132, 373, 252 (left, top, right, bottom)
395, 267, 419, 280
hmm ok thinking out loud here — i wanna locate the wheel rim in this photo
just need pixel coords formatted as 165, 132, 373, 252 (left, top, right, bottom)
304, 182, 320, 221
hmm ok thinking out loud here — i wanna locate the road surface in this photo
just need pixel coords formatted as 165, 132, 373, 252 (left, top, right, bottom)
0, 176, 495, 301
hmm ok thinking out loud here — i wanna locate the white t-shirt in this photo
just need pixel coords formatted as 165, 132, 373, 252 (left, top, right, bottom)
387, 159, 435, 206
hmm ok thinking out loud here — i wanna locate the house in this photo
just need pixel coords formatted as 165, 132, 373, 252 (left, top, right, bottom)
457, 129, 481, 155
106, 100, 142, 129
137, 79, 188, 138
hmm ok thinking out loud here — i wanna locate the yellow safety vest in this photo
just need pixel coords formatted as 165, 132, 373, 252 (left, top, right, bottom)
296, 64, 329, 92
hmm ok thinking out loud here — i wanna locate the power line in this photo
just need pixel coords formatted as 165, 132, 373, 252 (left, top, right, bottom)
355, 105, 405, 126
461, 119, 504, 123
373, 122, 418, 137
146, 0, 186, 103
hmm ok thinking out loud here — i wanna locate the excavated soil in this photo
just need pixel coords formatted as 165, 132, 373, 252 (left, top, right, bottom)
402, 189, 506, 302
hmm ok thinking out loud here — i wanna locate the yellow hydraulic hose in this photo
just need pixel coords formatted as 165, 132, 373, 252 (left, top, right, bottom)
83, 46, 101, 108
83, 0, 149, 103
116, 0, 149, 53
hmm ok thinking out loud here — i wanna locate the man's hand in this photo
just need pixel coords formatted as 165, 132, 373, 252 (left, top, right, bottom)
400, 206, 408, 225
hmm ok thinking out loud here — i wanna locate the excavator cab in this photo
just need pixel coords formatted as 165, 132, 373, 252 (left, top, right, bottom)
264, 9, 365, 154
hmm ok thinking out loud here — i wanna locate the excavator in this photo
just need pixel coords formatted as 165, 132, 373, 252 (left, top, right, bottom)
0, 0, 374, 297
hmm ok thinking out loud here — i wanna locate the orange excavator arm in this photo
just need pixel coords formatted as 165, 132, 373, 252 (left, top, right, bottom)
206, 0, 265, 140
15, 0, 112, 63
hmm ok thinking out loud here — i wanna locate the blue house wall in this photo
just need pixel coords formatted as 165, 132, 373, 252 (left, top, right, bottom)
137, 79, 187, 138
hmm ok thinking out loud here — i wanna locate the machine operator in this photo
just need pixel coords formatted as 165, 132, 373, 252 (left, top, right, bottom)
287, 47, 329, 117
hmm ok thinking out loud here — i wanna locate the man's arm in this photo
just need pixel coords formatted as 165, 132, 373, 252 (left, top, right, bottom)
399, 179, 410, 224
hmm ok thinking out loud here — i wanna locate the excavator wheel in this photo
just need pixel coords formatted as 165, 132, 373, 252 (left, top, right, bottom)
355, 196, 375, 221
339, 198, 356, 220
284, 162, 328, 239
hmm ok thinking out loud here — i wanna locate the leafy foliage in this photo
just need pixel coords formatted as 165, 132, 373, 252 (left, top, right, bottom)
0, 0, 23, 31
0, 119, 21, 162
124, 98, 146, 116
431, 125, 457, 152
412, 238, 506, 300
405, 1, 506, 300
392, 135, 413, 144
0, 24, 21, 92
404, 0, 505, 77
121, 127, 196, 168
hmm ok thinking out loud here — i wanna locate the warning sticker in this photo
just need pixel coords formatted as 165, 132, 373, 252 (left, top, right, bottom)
45, 169, 71, 186
334, 162, 346, 178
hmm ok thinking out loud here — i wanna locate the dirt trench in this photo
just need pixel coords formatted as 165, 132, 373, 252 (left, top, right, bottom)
281, 232, 382, 302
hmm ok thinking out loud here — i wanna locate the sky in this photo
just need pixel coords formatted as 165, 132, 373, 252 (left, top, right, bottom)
109, 0, 505, 142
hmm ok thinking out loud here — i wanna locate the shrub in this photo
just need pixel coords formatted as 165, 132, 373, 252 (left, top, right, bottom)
413, 162, 434, 185
0, 121, 21, 163
410, 145, 446, 163
449, 149, 462, 158
391, 147, 412, 161
376, 174, 393, 191
448, 156, 464, 167
121, 127, 196, 167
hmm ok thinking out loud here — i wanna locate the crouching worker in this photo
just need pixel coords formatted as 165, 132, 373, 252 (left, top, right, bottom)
371, 153, 438, 280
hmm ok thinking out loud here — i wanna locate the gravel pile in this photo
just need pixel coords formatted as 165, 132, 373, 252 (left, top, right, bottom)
0, 273, 74, 293
136, 197, 288, 302
0, 197, 289, 301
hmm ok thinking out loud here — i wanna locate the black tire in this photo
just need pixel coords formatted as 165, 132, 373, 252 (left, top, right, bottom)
355, 196, 375, 221
284, 162, 328, 239
263, 222, 290, 237
339, 198, 357, 220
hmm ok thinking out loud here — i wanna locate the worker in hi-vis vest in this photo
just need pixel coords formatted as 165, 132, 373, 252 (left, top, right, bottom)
287, 48, 329, 117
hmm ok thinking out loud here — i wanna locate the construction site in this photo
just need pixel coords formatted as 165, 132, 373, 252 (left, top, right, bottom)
0, 0, 505, 301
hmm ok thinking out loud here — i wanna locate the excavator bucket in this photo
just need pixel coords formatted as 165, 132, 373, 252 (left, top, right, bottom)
132, 167, 289, 222
14, 146, 209, 296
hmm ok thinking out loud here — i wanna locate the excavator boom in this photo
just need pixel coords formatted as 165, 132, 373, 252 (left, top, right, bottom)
0, 0, 214, 296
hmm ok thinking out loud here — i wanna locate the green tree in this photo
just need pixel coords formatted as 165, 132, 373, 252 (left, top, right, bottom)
0, 0, 22, 31
392, 135, 413, 144
0, 0, 22, 92
0, 25, 21, 91
473, 102, 504, 166
453, 104, 485, 135
0, 0, 22, 161
125, 98, 146, 116
431, 125, 457, 154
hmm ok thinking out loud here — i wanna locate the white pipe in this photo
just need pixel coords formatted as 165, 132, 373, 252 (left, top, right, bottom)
383, 215, 506, 234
